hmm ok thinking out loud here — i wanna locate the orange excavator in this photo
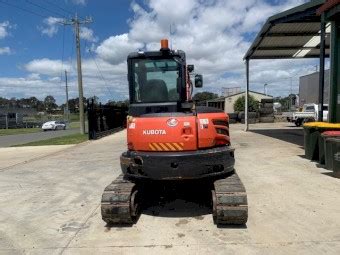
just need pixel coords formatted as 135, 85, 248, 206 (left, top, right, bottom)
101, 39, 248, 225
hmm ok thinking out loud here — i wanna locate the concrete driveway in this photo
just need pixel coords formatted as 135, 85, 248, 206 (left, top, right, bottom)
0, 128, 79, 147
0, 123, 340, 254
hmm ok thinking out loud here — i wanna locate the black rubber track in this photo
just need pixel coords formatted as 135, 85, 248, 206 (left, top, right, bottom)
101, 174, 139, 225
212, 172, 248, 225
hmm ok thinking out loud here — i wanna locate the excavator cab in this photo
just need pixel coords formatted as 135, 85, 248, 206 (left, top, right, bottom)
132, 58, 181, 103
127, 40, 202, 116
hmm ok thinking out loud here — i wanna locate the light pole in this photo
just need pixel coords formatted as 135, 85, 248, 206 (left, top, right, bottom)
264, 83, 268, 95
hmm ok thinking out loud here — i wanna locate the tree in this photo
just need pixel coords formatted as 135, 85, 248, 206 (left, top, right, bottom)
9, 97, 17, 107
192, 91, 218, 102
106, 99, 129, 108
68, 98, 79, 113
28, 97, 39, 108
0, 96, 45, 110
67, 97, 86, 113
0, 97, 9, 107
44, 95, 57, 112
17, 97, 31, 108
274, 95, 297, 111
233, 95, 259, 112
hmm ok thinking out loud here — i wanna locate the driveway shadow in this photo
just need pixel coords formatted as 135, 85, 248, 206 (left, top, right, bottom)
251, 127, 304, 147
322, 172, 340, 179
142, 181, 212, 218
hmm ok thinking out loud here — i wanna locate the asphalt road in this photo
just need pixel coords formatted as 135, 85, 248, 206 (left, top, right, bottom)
0, 128, 79, 147
1, 123, 340, 254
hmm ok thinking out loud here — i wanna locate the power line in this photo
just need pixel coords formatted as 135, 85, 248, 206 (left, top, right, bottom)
25, 0, 66, 18
88, 49, 114, 99
0, 0, 49, 19
79, 28, 114, 101
82, 39, 98, 98
43, 0, 74, 16
43, 0, 85, 20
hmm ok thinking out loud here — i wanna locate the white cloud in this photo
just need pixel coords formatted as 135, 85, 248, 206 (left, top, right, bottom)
39, 17, 64, 37
12, 57, 128, 103
0, 76, 65, 101
0, 21, 15, 55
80, 27, 98, 42
72, 0, 86, 6
0, 20, 15, 39
109, 0, 311, 97
4, 0, 319, 103
0, 46, 11, 55
0, 69, 127, 104
96, 34, 143, 65
239, 0, 305, 33
27, 73, 41, 80
0, 21, 10, 39
25, 58, 72, 76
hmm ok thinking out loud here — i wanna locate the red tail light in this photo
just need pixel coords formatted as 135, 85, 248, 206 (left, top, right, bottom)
214, 138, 228, 146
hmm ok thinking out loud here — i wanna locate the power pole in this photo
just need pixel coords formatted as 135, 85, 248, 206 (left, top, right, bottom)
65, 70, 69, 122
62, 14, 92, 134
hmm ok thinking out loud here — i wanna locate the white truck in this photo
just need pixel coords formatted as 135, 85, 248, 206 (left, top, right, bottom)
288, 103, 328, 127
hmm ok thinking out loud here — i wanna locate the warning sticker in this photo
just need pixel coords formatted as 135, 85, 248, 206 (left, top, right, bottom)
199, 118, 209, 129
199, 119, 209, 125
183, 121, 190, 127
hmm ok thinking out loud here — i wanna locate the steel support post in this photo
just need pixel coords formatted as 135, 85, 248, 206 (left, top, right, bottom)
318, 14, 326, 122
245, 59, 249, 131
329, 20, 340, 123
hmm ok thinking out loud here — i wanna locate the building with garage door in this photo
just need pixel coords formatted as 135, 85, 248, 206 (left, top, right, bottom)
206, 91, 273, 114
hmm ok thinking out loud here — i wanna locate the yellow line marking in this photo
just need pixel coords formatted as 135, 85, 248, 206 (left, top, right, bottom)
173, 143, 183, 151
166, 143, 176, 151
159, 143, 170, 151
152, 143, 162, 151
149, 143, 156, 151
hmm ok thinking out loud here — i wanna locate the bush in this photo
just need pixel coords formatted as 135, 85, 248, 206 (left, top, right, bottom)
233, 95, 259, 112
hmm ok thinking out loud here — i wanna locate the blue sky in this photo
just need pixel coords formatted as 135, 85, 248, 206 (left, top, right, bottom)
0, 1, 132, 75
0, 0, 321, 104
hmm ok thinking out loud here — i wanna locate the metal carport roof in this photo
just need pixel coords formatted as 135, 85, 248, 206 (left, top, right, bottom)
242, 0, 335, 131
244, 0, 329, 60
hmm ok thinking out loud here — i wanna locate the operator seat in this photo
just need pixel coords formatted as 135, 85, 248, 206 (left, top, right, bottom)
141, 79, 169, 102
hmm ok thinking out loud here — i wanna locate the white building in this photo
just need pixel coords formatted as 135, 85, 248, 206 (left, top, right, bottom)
206, 91, 273, 113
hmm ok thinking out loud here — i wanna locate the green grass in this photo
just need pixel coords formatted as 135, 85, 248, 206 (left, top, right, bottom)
69, 114, 80, 122
69, 121, 80, 129
13, 133, 88, 146
0, 128, 41, 136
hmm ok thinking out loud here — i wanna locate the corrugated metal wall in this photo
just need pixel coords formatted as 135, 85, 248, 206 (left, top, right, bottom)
299, 70, 330, 107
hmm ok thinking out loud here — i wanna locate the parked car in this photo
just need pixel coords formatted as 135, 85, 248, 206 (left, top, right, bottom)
42, 121, 66, 131
288, 104, 328, 127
